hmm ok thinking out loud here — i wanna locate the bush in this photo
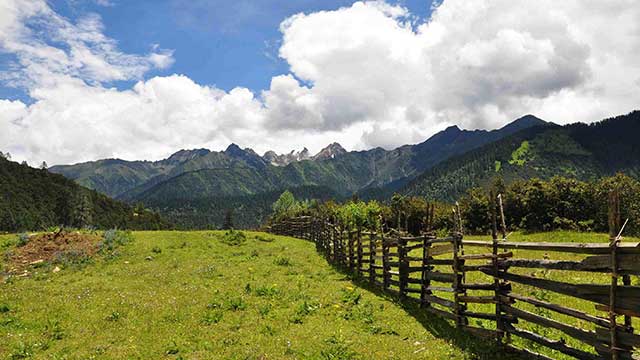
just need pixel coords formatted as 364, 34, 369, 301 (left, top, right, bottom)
254, 235, 274, 242
53, 250, 92, 268
16, 233, 29, 247
553, 217, 577, 231
221, 230, 246, 246
225, 296, 247, 311
100, 229, 133, 253
273, 256, 291, 266
201, 310, 223, 325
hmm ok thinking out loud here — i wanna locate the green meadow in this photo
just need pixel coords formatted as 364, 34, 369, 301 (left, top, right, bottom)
0, 230, 511, 360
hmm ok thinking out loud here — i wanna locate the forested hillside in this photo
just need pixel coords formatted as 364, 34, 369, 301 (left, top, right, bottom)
397, 111, 640, 201
148, 185, 342, 229
0, 157, 170, 232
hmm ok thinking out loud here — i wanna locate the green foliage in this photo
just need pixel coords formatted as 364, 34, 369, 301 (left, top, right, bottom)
221, 229, 247, 246
273, 256, 291, 266
53, 250, 92, 268
459, 174, 640, 235
222, 209, 234, 230
459, 188, 491, 234
336, 200, 382, 232
99, 229, 133, 253
16, 233, 29, 247
508, 140, 531, 166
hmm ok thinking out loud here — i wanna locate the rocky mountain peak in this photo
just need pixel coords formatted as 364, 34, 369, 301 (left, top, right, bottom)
313, 142, 347, 160
262, 147, 311, 166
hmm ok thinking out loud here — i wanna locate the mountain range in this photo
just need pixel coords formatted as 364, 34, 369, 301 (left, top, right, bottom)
42, 110, 640, 229
50, 114, 547, 199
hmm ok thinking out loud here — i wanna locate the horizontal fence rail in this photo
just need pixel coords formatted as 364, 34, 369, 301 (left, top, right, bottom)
268, 216, 640, 360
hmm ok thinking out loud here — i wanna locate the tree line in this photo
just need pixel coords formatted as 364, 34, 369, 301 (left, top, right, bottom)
268, 174, 640, 236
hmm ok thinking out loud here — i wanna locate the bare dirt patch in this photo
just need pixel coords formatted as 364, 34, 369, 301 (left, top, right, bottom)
5, 231, 102, 274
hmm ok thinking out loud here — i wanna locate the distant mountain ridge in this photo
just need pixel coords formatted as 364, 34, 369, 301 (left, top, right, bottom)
396, 111, 640, 202
46, 114, 553, 228
50, 114, 549, 200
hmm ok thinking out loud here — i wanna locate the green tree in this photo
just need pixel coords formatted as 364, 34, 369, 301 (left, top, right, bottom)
272, 190, 298, 218
222, 209, 234, 230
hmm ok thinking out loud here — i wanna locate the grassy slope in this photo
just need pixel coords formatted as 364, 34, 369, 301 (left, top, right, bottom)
0, 231, 508, 360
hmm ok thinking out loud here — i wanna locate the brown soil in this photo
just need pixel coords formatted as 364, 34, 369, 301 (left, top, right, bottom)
5, 231, 102, 274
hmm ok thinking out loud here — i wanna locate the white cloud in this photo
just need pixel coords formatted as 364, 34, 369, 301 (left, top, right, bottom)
1, 0, 640, 166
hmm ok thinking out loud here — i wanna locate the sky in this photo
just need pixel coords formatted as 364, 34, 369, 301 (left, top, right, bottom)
1, 0, 639, 166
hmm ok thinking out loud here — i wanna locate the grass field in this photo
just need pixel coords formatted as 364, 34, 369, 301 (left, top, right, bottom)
0, 230, 510, 360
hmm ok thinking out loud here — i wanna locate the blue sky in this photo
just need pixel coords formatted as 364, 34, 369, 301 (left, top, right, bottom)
0, 0, 434, 102
1, 0, 637, 165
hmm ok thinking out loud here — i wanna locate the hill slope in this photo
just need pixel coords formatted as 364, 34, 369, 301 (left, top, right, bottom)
0, 230, 509, 359
0, 157, 169, 231
399, 111, 640, 201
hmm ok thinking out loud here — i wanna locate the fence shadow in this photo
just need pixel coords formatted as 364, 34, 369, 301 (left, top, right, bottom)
326, 260, 520, 360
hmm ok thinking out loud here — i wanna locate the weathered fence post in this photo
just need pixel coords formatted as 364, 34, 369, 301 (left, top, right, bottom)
382, 232, 390, 290
493, 193, 505, 346
420, 233, 433, 308
398, 237, 408, 300
348, 230, 355, 272
452, 203, 467, 329
608, 190, 622, 360
356, 228, 363, 279
369, 232, 376, 284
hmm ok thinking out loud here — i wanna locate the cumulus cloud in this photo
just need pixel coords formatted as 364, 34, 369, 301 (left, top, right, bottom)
1, 0, 640, 165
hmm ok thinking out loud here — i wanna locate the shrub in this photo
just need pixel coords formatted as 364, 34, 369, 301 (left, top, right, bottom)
105, 311, 121, 322
254, 285, 280, 298
16, 233, 29, 247
340, 287, 361, 306
201, 310, 223, 325
291, 300, 319, 324
258, 304, 272, 317
254, 235, 274, 242
100, 229, 133, 253
552, 217, 577, 231
221, 230, 246, 246
225, 296, 246, 311
53, 250, 92, 268
273, 256, 291, 266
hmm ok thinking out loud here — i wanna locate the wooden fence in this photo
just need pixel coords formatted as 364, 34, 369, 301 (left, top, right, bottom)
268, 213, 640, 359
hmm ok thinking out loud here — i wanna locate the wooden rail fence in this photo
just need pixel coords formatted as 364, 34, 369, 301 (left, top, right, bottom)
268, 213, 640, 359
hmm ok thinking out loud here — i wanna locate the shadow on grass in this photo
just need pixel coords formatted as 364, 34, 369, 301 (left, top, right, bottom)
325, 260, 525, 360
